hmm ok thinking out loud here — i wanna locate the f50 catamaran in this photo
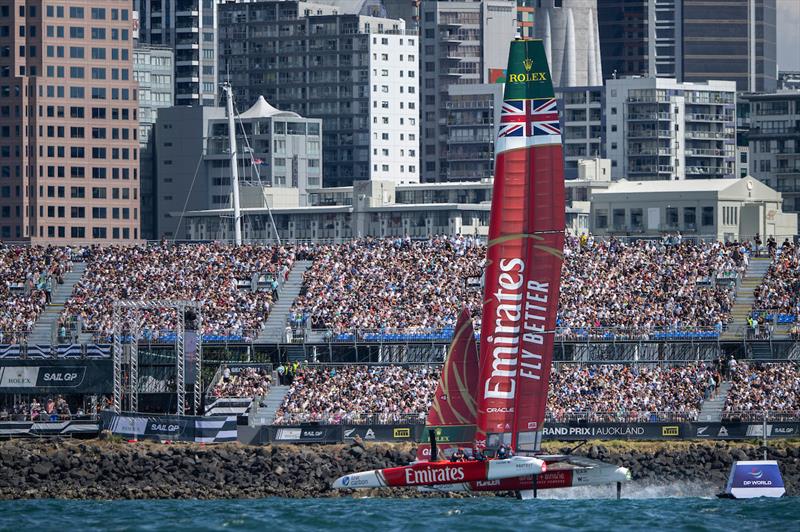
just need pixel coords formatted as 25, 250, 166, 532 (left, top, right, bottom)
332, 39, 630, 498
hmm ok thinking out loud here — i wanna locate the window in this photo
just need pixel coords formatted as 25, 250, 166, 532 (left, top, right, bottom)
701, 206, 714, 226
612, 209, 625, 230
684, 207, 696, 229
666, 207, 678, 228
70, 226, 85, 239
595, 209, 608, 229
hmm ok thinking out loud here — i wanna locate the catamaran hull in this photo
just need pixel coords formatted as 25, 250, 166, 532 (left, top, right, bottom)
332, 456, 546, 489
419, 456, 631, 493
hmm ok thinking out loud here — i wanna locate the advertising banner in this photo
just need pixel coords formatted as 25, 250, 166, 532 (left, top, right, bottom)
270, 425, 342, 444
542, 423, 690, 441
691, 422, 800, 440
342, 424, 417, 442
101, 412, 237, 443
0, 360, 112, 393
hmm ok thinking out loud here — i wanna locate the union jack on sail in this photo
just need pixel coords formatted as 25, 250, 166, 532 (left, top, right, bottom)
498, 98, 560, 139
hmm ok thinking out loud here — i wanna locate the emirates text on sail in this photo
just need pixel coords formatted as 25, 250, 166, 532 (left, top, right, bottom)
484, 258, 550, 401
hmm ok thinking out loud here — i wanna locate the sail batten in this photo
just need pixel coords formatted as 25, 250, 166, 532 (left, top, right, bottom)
476, 40, 565, 453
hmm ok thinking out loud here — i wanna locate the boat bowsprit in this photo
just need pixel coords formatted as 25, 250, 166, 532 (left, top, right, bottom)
331, 456, 546, 489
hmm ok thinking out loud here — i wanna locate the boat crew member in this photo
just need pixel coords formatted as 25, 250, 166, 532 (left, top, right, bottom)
450, 448, 466, 462
496, 444, 509, 460
472, 445, 486, 462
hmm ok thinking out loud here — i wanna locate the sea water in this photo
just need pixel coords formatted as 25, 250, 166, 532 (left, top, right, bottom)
0, 494, 794, 531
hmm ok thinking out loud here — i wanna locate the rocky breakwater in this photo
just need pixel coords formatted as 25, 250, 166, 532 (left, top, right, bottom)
559, 440, 800, 494
0, 438, 797, 499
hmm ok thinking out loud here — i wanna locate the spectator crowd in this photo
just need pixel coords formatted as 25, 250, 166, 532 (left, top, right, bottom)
558, 236, 746, 337
60, 242, 298, 339
546, 363, 721, 422
291, 236, 483, 332
211, 365, 273, 399
723, 362, 800, 419
0, 396, 77, 421
753, 241, 799, 318
272, 363, 731, 424
0, 244, 77, 335
290, 235, 747, 338
273, 365, 440, 424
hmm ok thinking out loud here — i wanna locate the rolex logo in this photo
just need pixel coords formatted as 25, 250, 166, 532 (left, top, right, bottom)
523, 57, 534, 72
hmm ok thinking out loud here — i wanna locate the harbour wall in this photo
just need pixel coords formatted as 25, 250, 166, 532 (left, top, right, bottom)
0, 438, 797, 499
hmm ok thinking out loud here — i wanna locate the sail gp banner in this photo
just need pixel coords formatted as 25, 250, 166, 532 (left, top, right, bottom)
0, 360, 112, 393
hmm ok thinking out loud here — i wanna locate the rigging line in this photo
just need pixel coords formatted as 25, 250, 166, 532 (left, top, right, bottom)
234, 106, 261, 186
172, 150, 206, 243
233, 105, 283, 247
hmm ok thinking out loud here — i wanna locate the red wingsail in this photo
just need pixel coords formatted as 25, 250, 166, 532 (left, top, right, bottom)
476, 39, 565, 454
416, 307, 479, 461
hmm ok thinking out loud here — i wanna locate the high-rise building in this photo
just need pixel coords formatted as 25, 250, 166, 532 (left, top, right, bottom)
0, 0, 141, 243
605, 77, 737, 180
597, 0, 777, 92
134, 0, 218, 106
133, 45, 174, 240
530, 0, 603, 87
419, 0, 517, 181
597, 0, 668, 79
744, 91, 800, 214
682, 0, 776, 92
218, 0, 419, 187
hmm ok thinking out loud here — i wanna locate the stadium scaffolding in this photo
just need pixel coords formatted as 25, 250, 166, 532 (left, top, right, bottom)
112, 300, 202, 415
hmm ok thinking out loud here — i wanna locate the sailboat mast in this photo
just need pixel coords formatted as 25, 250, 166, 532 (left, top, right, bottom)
222, 82, 242, 246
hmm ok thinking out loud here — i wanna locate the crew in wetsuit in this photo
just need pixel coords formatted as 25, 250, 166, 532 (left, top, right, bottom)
450, 448, 466, 462
496, 444, 509, 460
472, 445, 486, 461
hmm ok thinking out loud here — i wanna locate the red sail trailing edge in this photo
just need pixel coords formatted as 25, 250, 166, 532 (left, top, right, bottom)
416, 306, 479, 461
476, 39, 565, 454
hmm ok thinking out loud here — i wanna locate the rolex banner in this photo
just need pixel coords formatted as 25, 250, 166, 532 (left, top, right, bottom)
0, 360, 112, 393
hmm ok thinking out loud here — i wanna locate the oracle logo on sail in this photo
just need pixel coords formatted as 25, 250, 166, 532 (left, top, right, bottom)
404, 466, 465, 485
484, 258, 551, 402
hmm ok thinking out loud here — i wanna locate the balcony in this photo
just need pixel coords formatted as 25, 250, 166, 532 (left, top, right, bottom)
447, 134, 493, 144
685, 148, 727, 157
628, 148, 673, 156
628, 112, 671, 121
627, 130, 672, 139
445, 100, 494, 110
684, 130, 728, 140
685, 165, 729, 176
685, 113, 730, 122
446, 150, 493, 161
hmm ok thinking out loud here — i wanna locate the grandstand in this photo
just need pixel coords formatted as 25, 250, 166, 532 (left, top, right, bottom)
0, 237, 794, 364
264, 362, 798, 426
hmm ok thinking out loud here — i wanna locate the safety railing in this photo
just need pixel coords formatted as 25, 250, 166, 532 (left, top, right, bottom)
302, 325, 728, 344
721, 411, 800, 422
544, 411, 701, 423
272, 412, 427, 426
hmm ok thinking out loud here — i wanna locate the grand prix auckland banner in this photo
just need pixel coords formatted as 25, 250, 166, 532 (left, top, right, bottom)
476, 39, 565, 454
